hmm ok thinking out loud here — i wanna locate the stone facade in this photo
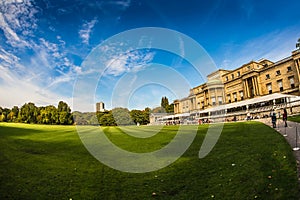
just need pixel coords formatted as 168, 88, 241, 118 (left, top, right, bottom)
174, 49, 300, 114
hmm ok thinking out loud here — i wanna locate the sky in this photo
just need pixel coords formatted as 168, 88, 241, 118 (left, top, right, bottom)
0, 0, 300, 112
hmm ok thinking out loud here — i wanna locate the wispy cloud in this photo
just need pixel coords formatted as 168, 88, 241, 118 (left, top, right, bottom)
0, 1, 81, 109
79, 18, 98, 45
108, 0, 131, 10
217, 26, 300, 69
0, 0, 38, 48
105, 50, 155, 76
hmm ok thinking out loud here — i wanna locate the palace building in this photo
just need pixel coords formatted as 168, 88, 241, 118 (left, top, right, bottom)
152, 49, 300, 124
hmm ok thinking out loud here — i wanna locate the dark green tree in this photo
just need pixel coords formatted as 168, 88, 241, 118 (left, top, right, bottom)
129, 108, 150, 125
0, 107, 10, 122
112, 107, 134, 126
57, 101, 73, 125
99, 112, 116, 126
19, 102, 38, 123
161, 96, 169, 110
166, 103, 174, 113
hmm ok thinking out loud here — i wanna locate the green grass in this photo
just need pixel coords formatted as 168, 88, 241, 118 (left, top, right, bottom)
288, 115, 300, 123
0, 122, 299, 199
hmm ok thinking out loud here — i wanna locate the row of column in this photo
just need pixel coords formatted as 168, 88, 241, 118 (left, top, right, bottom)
243, 76, 259, 98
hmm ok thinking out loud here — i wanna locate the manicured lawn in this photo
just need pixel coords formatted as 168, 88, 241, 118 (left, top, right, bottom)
288, 115, 300, 123
0, 122, 299, 199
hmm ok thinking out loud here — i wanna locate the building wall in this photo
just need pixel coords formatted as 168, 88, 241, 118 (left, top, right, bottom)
96, 102, 105, 112
173, 49, 300, 114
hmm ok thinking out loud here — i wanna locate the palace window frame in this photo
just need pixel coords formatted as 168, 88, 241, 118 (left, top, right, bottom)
276, 70, 281, 76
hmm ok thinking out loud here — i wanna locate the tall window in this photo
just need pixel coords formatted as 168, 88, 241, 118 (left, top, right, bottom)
211, 97, 216, 106
240, 91, 244, 100
289, 76, 295, 88
218, 96, 223, 105
233, 93, 237, 102
267, 83, 272, 94
225, 76, 228, 81
231, 74, 234, 79
277, 80, 283, 91
266, 74, 270, 79
237, 71, 240, 77
227, 94, 231, 103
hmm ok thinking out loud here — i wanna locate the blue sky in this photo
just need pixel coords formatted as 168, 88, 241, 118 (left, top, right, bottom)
0, 0, 300, 111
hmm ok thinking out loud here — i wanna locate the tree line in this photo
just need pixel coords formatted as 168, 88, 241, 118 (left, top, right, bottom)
73, 97, 174, 126
0, 96, 174, 126
0, 101, 73, 125
73, 107, 150, 126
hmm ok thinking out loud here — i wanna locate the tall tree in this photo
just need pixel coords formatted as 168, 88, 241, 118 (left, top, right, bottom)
57, 101, 73, 125
19, 102, 38, 123
99, 112, 116, 126
161, 96, 169, 110
112, 107, 134, 126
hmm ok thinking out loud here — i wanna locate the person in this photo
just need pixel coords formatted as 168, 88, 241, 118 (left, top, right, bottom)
271, 112, 277, 128
247, 112, 251, 120
283, 108, 288, 127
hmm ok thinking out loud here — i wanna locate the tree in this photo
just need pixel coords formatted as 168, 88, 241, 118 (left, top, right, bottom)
112, 107, 134, 126
130, 108, 150, 125
297, 38, 300, 50
151, 106, 165, 113
99, 112, 116, 126
19, 102, 38, 123
161, 96, 169, 110
166, 103, 174, 113
57, 101, 73, 125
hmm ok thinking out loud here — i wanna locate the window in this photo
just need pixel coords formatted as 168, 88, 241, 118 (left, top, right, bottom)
266, 74, 270, 79
267, 83, 272, 94
233, 93, 237, 102
240, 91, 244, 100
231, 74, 234, 79
276, 70, 281, 76
211, 97, 216, 106
218, 96, 223, 105
201, 102, 204, 108
225, 76, 228, 81
289, 76, 295, 88
237, 71, 240, 77
247, 66, 251, 70
277, 80, 283, 92
227, 94, 231, 103
287, 66, 292, 72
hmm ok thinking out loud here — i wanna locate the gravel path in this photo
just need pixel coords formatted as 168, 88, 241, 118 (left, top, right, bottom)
258, 118, 300, 182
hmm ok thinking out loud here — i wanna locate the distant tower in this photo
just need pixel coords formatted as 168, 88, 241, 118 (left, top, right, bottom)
96, 102, 105, 112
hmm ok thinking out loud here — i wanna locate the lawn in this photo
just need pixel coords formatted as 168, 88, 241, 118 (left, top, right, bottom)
0, 122, 299, 199
288, 115, 300, 123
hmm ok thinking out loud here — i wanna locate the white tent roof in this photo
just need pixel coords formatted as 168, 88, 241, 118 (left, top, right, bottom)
194, 93, 299, 114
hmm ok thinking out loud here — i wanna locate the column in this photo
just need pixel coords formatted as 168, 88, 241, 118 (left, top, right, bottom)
252, 77, 258, 96
214, 88, 217, 106
243, 80, 248, 98
254, 76, 260, 96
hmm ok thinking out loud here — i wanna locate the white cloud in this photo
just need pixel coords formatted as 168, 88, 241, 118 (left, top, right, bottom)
218, 27, 300, 69
105, 50, 155, 76
0, 61, 73, 109
0, 0, 38, 48
109, 0, 131, 10
79, 19, 98, 44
